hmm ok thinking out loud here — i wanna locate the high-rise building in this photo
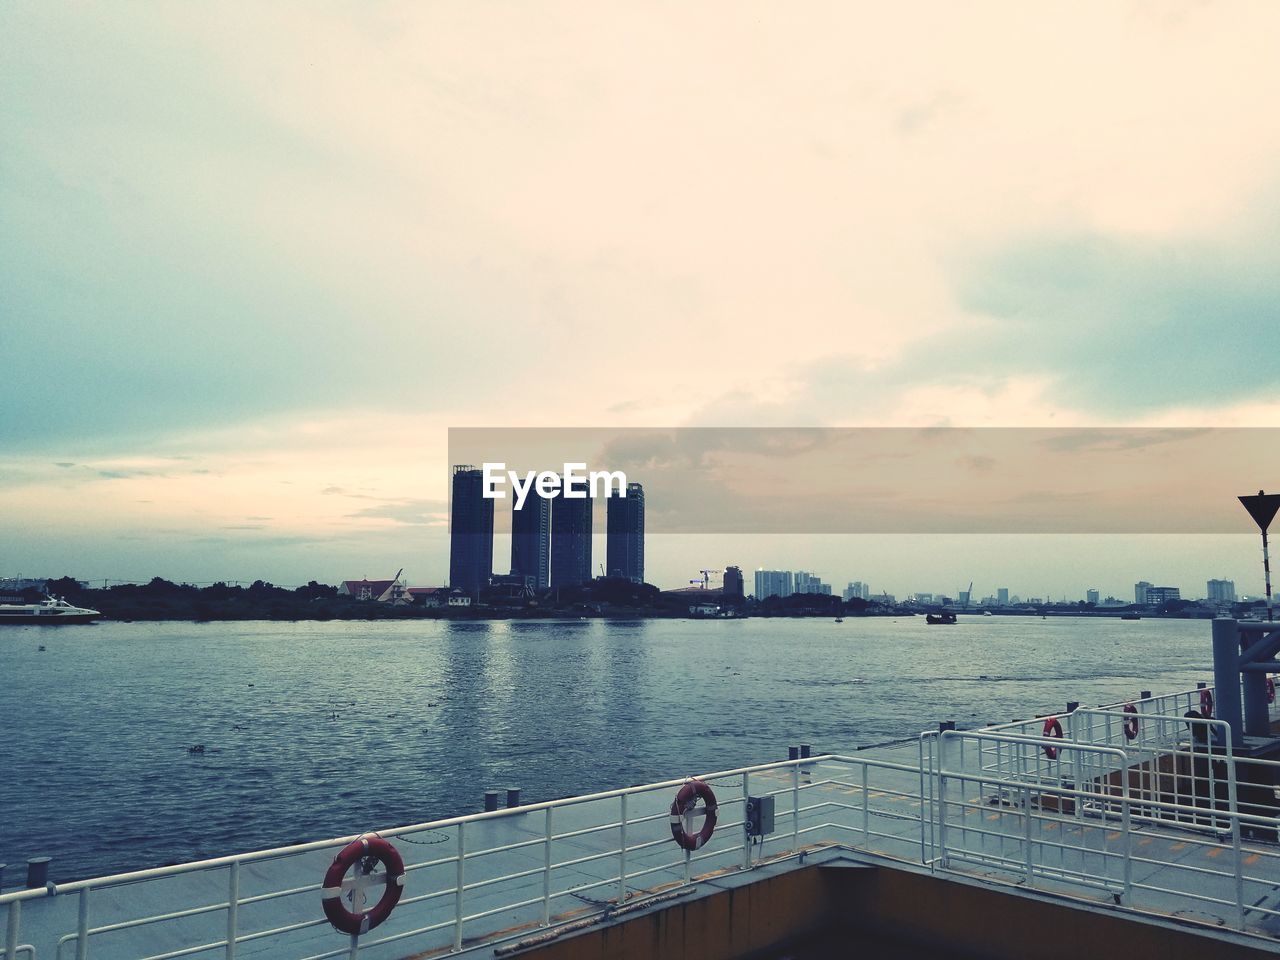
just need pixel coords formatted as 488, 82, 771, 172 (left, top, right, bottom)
1207, 579, 1236, 604
1086, 588, 1099, 605
754, 569, 793, 600
1135, 581, 1152, 606
1145, 586, 1180, 607
550, 476, 592, 591
510, 492, 551, 591
449, 465, 493, 597
996, 587, 1009, 607
606, 482, 645, 582
723, 566, 744, 598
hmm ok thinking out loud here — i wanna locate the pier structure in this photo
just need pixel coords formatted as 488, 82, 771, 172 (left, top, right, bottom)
9, 642, 1280, 956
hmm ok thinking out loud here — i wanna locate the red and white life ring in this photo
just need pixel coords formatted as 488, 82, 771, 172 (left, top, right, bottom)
1123, 703, 1139, 741
1200, 688, 1214, 719
321, 835, 406, 936
1042, 717, 1064, 759
1268, 677, 1276, 705
670, 779, 718, 851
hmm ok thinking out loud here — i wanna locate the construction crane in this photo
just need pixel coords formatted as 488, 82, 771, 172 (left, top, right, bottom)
689, 569, 717, 589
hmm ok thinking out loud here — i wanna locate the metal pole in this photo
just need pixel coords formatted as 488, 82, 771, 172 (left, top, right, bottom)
1264, 527, 1274, 622
741, 773, 752, 869
225, 863, 238, 960
76, 888, 90, 960
454, 823, 465, 952
618, 794, 627, 904
542, 808, 552, 926
5, 900, 20, 960
791, 764, 800, 849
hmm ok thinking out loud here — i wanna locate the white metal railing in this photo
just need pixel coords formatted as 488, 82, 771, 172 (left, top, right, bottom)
7, 678, 1280, 958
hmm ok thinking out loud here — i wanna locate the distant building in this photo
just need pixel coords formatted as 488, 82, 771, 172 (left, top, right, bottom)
450, 465, 494, 598
510, 492, 551, 591
1086, 589, 1100, 605
1145, 586, 1181, 608
1135, 581, 1152, 606
722, 565, 744, 599
755, 569, 793, 600
794, 571, 830, 595
1207, 579, 1236, 604
338, 578, 398, 601
996, 587, 1009, 607
914, 592, 934, 605
606, 482, 645, 582
843, 581, 869, 602
550, 475, 592, 590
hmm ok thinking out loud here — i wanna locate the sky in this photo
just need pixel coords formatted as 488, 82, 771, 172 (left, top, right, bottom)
2, 2, 1279, 599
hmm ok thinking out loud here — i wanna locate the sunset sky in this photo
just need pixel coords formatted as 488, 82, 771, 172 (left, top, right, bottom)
3, 2, 1278, 598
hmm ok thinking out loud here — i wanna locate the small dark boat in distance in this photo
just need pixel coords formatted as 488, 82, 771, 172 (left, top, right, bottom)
1120, 613, 1142, 620
926, 611, 957, 625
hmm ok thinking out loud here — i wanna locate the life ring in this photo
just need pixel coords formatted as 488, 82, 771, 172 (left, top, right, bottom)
1269, 677, 1275, 705
1199, 688, 1214, 719
321, 835, 406, 935
670, 779, 718, 851
1122, 703, 1139, 741
1042, 717, 1064, 759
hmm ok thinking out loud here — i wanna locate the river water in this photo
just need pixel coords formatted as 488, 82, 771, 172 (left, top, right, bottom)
0, 616, 1212, 882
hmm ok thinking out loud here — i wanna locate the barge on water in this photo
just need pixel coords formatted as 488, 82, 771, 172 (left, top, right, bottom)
7, 618, 1280, 959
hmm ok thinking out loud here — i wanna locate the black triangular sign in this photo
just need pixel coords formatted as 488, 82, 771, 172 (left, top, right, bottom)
1239, 492, 1280, 532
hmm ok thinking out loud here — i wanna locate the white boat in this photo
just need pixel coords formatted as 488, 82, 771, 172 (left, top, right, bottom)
0, 594, 101, 624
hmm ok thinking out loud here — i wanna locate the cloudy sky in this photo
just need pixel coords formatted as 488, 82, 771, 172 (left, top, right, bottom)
3, 2, 1278, 597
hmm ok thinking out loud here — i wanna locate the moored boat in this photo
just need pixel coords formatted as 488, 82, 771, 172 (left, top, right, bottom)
925, 611, 957, 625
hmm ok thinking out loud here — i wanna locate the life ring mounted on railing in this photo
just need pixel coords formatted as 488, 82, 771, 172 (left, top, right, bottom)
670, 778, 718, 851
1122, 703, 1139, 741
1200, 688, 1214, 719
1042, 717, 1064, 759
321, 834, 406, 936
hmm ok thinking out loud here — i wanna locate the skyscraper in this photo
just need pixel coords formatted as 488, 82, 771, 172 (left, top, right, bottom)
606, 482, 645, 582
996, 587, 1009, 607
1135, 581, 1152, 606
754, 570, 793, 600
1207, 579, 1236, 604
722, 566, 744, 598
449, 465, 493, 597
550, 476, 592, 590
510, 492, 551, 590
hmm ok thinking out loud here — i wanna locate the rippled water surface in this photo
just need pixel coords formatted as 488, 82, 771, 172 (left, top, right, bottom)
0, 616, 1212, 881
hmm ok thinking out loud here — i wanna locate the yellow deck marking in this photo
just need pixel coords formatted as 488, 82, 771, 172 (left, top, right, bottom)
1041, 823, 1058, 831
1137, 837, 1153, 847
1245, 854, 1260, 866
1170, 843, 1186, 852
1205, 847, 1223, 859
1107, 831, 1121, 841
987, 813, 1002, 821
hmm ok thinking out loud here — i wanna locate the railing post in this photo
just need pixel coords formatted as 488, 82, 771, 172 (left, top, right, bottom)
542, 808, 552, 926
1226, 745, 1245, 930
791, 763, 800, 849
1023, 785, 1034, 887
618, 794, 627, 905
937, 735, 949, 868
1121, 754, 1133, 905
226, 862, 238, 960
77, 887, 91, 960
347, 932, 359, 959
861, 764, 869, 844
741, 772, 752, 869
5, 900, 19, 960
454, 822, 465, 952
